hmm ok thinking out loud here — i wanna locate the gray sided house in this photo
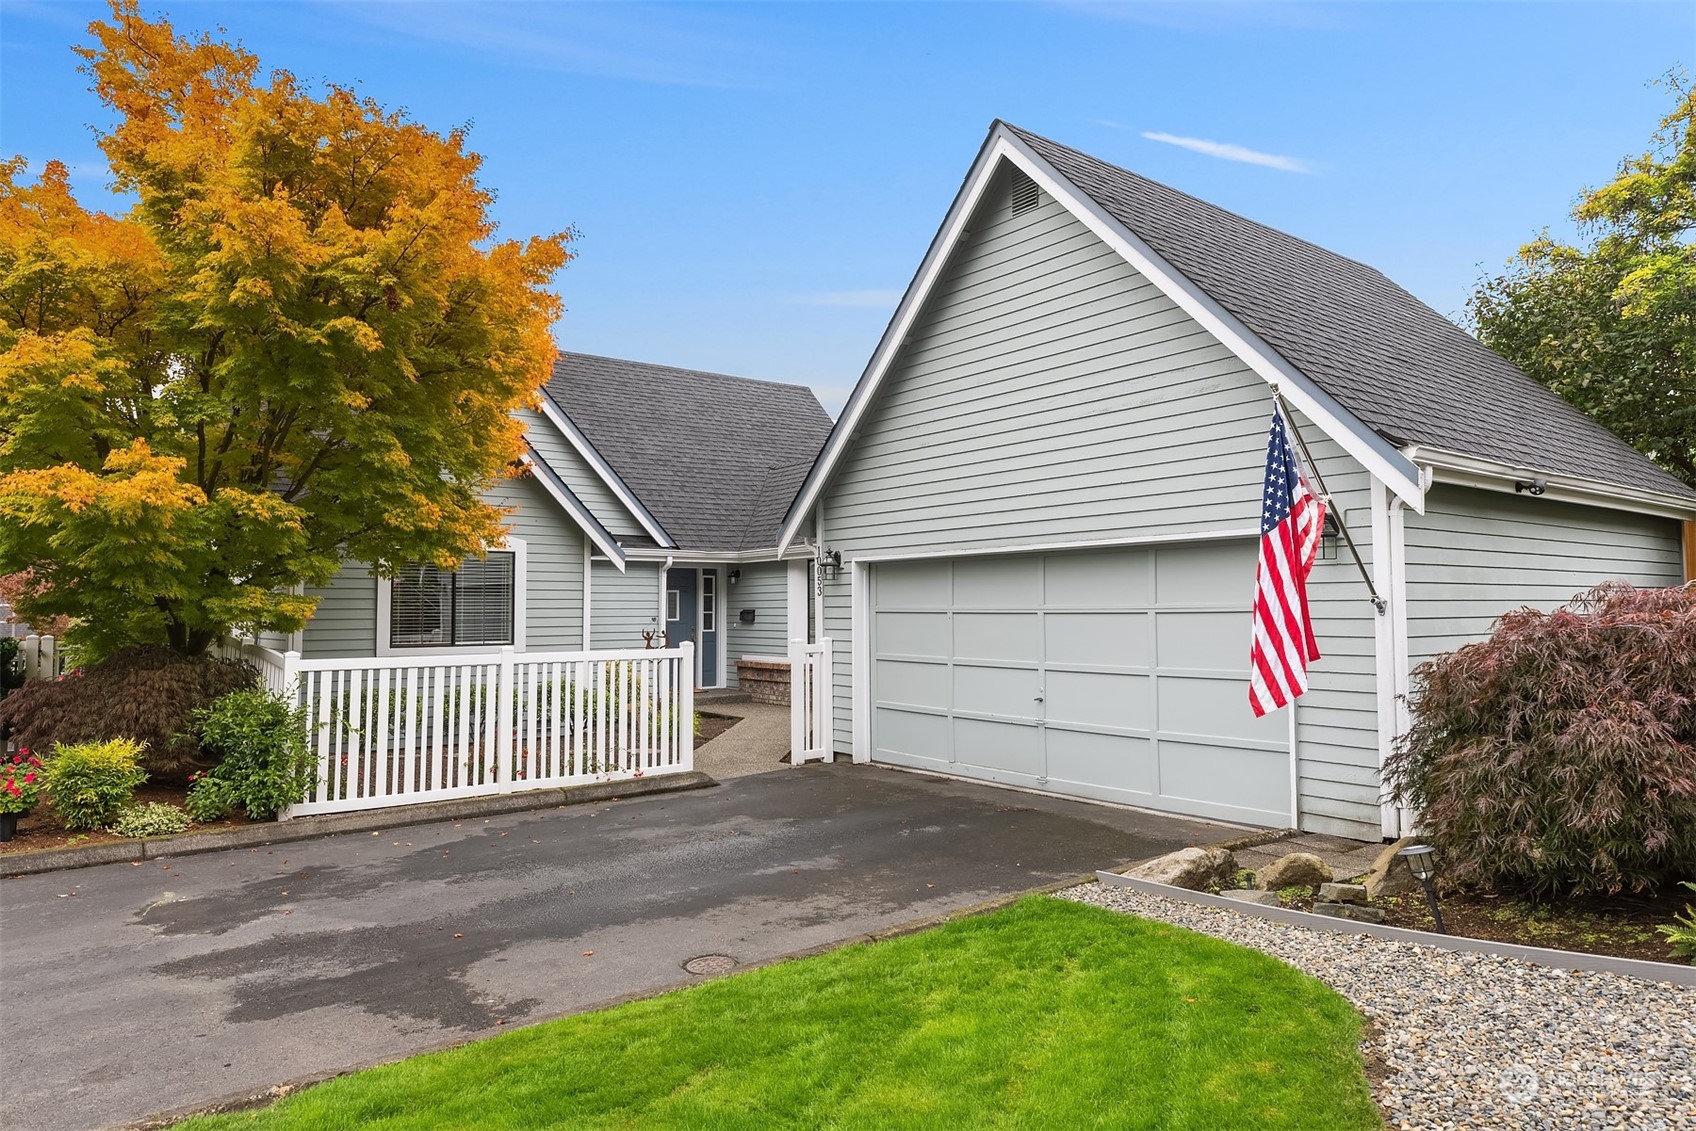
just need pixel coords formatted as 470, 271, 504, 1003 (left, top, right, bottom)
779, 122, 1696, 842
296, 352, 833, 692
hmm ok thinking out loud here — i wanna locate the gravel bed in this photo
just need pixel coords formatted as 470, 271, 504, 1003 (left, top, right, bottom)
1063, 883, 1696, 1130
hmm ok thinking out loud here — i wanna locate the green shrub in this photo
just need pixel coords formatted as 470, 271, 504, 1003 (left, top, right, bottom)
193, 688, 314, 821
0, 637, 23, 695
1387, 582, 1696, 898
0, 646, 256, 777
184, 773, 234, 822
45, 738, 148, 830
110, 801, 191, 838
1660, 882, 1696, 962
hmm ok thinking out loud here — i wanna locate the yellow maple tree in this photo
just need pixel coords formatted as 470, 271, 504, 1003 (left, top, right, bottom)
0, 1, 572, 656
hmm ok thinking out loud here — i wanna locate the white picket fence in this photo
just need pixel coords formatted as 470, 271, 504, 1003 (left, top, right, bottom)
789, 637, 833, 764
215, 640, 696, 818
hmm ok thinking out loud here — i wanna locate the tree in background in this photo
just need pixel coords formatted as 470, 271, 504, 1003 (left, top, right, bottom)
0, 1, 572, 656
1471, 77, 1696, 489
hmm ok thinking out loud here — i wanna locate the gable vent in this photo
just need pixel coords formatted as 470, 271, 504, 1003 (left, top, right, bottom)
1009, 171, 1040, 216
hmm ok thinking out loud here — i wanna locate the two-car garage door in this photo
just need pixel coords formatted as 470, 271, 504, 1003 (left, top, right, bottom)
870, 542, 1290, 827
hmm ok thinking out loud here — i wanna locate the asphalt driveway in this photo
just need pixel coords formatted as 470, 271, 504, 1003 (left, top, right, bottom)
1, 762, 1234, 1131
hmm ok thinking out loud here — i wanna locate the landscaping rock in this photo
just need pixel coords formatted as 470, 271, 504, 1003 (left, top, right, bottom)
1253, 852, 1332, 891
1066, 883, 1696, 1131
1220, 889, 1280, 906
1317, 882, 1368, 904
1311, 901, 1386, 924
1361, 836, 1421, 900
1123, 846, 1237, 891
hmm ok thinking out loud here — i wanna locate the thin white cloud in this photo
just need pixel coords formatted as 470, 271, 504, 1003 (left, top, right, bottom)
787, 290, 903, 309
1139, 131, 1314, 174
321, 1, 768, 89
1049, 1, 1343, 33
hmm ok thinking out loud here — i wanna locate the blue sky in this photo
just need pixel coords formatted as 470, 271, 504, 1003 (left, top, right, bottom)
3, 1, 1691, 413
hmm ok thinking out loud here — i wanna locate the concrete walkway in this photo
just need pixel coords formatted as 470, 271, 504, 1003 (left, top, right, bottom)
693, 693, 793, 780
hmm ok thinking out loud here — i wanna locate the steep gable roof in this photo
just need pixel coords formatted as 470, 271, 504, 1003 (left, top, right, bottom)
543, 352, 833, 553
780, 122, 1695, 551
1004, 124, 1694, 502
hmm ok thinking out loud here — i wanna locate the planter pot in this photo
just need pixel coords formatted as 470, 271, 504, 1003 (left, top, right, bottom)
0, 811, 19, 842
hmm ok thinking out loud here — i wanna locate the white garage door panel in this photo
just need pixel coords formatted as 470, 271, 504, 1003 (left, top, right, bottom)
876, 611, 949, 657
878, 659, 951, 707
952, 664, 1041, 716
953, 716, 1042, 782
876, 707, 950, 770
1046, 730, 1157, 800
871, 543, 1291, 827
1159, 739, 1289, 825
1044, 670, 1150, 729
1045, 612, 1150, 666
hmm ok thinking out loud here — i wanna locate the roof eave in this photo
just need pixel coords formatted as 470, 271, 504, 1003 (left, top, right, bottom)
1406, 446, 1696, 521
517, 449, 628, 571
532, 392, 677, 549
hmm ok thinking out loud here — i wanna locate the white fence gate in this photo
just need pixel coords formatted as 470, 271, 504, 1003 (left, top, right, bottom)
788, 637, 832, 765
216, 640, 696, 818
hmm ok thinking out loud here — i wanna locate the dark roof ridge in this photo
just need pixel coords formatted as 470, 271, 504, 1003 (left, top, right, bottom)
552, 350, 823, 398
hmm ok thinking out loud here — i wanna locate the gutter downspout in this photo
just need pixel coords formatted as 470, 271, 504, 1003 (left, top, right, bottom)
582, 541, 593, 650
658, 555, 674, 643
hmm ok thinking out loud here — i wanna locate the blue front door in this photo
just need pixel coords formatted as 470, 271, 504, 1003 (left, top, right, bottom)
699, 568, 719, 687
666, 567, 697, 676
665, 567, 721, 689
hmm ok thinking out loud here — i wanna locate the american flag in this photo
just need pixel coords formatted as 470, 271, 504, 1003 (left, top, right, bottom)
1249, 407, 1326, 717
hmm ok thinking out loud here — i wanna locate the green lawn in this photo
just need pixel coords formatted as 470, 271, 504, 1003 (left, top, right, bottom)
180, 897, 1380, 1131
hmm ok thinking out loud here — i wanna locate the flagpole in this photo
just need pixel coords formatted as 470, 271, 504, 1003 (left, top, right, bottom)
1272, 388, 1387, 617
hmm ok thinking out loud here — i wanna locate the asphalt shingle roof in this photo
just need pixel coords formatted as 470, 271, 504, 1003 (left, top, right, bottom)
542, 352, 833, 552
1006, 124, 1696, 502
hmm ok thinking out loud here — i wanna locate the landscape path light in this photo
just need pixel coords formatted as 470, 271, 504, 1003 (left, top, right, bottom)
1397, 843, 1446, 934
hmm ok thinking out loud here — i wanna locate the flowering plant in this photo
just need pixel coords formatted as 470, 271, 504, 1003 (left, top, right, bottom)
1, 749, 44, 814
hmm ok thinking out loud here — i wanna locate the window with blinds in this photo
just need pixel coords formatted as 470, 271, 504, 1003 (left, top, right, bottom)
390, 552, 515, 648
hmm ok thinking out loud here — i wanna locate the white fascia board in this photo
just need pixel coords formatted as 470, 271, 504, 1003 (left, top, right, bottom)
1407, 446, 1696, 521
518, 451, 627, 571
777, 125, 1425, 554
533, 395, 676, 548
777, 129, 1011, 554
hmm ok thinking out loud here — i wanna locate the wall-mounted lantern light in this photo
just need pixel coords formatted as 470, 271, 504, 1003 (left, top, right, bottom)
728, 569, 741, 585
1320, 511, 1340, 561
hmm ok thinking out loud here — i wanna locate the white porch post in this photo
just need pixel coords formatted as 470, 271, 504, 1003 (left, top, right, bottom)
679, 641, 695, 772
495, 646, 515, 791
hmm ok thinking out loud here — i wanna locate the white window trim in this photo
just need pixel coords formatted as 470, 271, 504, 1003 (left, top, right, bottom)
375, 537, 528, 657
666, 588, 681, 622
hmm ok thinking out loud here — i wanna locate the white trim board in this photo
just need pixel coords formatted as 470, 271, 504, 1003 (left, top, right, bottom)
1405, 446, 1696, 521
517, 449, 627, 570
843, 526, 1261, 564
777, 122, 1427, 554
533, 395, 676, 548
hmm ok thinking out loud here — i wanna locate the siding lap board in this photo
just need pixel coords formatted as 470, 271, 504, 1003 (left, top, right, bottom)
1403, 485, 1684, 665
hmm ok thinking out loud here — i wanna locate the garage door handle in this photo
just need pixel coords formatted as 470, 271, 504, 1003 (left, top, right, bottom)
1033, 695, 1044, 703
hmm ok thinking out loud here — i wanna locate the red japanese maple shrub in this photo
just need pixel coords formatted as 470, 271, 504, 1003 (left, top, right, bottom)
0, 646, 255, 778
1386, 582, 1696, 898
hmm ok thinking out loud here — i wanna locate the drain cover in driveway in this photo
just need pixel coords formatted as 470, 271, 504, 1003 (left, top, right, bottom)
682, 954, 737, 976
